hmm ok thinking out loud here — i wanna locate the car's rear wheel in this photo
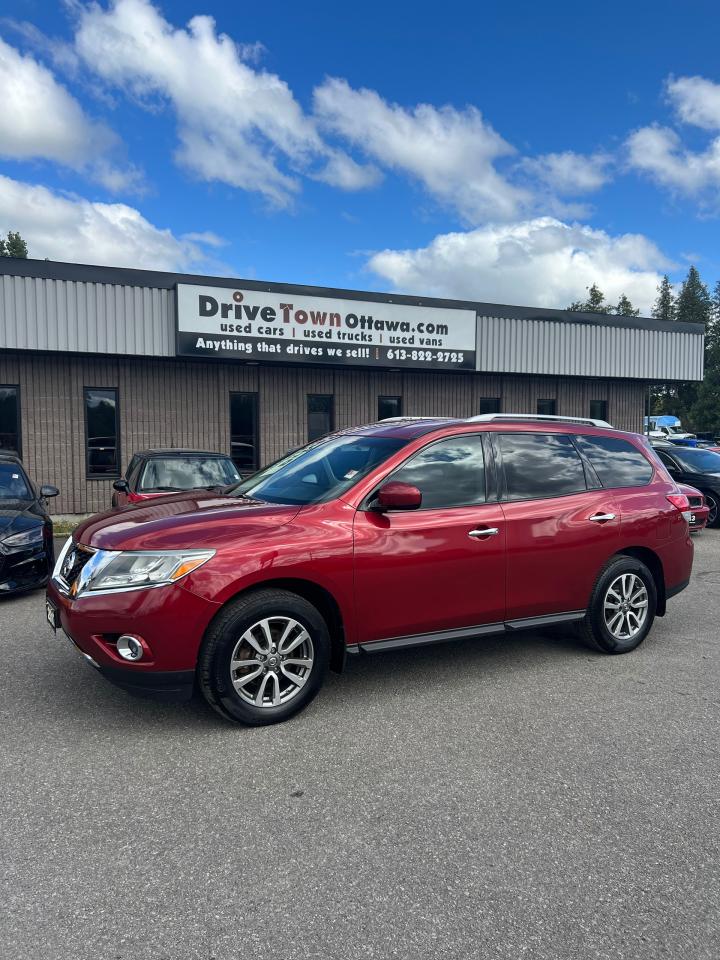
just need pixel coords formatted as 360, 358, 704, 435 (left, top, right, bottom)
579, 555, 657, 654
197, 589, 330, 725
702, 491, 719, 528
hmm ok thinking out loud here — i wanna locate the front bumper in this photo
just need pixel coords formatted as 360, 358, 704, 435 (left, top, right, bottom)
46, 575, 220, 677
0, 543, 51, 595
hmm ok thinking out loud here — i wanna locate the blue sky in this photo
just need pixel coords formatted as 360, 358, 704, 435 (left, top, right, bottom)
2, 0, 720, 313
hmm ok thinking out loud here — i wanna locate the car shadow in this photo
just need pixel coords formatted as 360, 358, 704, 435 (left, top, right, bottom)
36, 621, 595, 734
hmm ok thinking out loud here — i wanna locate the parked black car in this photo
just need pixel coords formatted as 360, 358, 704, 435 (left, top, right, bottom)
653, 442, 720, 527
0, 453, 58, 594
111, 449, 241, 508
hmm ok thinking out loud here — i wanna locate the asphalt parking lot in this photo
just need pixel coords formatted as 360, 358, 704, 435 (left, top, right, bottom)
2, 535, 720, 960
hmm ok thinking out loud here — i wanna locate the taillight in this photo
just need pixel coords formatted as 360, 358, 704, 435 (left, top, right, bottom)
667, 493, 690, 512
667, 493, 692, 523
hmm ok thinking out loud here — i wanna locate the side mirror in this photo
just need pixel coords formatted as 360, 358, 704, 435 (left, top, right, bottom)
40, 484, 59, 498
113, 479, 130, 493
373, 481, 422, 511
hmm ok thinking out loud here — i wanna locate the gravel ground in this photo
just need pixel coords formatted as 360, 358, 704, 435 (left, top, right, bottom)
2, 533, 719, 960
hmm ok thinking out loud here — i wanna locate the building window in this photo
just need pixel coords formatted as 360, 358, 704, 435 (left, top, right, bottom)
0, 385, 21, 456
590, 399, 608, 421
537, 399, 557, 416
378, 396, 402, 420
84, 388, 119, 478
479, 397, 501, 415
230, 392, 259, 474
307, 395, 334, 442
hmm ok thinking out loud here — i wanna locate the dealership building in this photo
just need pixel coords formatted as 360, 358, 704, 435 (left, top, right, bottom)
0, 257, 705, 515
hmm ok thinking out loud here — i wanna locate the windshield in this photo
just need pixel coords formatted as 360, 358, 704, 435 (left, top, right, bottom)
0, 462, 31, 499
138, 456, 241, 492
231, 435, 407, 505
671, 447, 720, 473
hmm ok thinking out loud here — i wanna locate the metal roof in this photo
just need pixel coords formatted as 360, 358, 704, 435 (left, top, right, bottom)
0, 257, 706, 381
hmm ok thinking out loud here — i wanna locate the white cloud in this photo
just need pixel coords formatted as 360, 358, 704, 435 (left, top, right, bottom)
313, 77, 529, 222
73, 0, 375, 206
367, 217, 669, 314
0, 34, 140, 192
0, 34, 110, 165
626, 124, 720, 196
521, 151, 612, 194
0, 174, 213, 270
667, 75, 720, 130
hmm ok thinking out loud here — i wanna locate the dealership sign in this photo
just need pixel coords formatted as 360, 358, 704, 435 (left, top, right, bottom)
176, 284, 477, 370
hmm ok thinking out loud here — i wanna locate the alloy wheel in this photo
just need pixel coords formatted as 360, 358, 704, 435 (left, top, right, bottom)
229, 616, 314, 708
705, 492, 718, 526
603, 573, 648, 641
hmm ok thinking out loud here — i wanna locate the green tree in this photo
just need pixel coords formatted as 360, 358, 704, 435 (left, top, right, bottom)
690, 279, 720, 432
651, 274, 675, 322
567, 283, 609, 313
675, 265, 711, 327
613, 294, 640, 317
0, 230, 28, 258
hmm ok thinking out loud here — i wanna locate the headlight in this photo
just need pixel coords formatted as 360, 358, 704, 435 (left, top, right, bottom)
75, 549, 215, 595
2, 526, 44, 548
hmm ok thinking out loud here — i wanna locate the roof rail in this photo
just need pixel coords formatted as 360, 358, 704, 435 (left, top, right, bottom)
466, 413, 614, 428
378, 416, 455, 423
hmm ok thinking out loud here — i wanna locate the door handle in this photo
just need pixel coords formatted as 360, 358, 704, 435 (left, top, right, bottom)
468, 527, 500, 538
588, 512, 616, 522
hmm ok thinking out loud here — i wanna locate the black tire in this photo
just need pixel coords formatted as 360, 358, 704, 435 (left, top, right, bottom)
197, 588, 330, 726
578, 555, 657, 654
702, 490, 720, 528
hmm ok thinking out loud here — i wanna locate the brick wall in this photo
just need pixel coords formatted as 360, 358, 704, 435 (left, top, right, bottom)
0, 351, 648, 515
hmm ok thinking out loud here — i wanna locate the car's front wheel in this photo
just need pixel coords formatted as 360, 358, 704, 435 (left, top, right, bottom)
578, 555, 657, 654
197, 588, 330, 725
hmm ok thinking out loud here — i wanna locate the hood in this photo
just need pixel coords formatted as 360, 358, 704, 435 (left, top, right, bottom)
75, 490, 302, 552
0, 500, 39, 538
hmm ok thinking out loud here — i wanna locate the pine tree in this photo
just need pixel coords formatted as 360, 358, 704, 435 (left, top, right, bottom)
675, 266, 711, 327
567, 283, 608, 313
691, 279, 720, 432
0, 231, 28, 258
651, 275, 675, 322
614, 294, 640, 317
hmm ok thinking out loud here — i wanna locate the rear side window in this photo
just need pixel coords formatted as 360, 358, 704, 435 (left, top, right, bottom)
498, 433, 586, 500
390, 434, 486, 509
575, 435, 653, 488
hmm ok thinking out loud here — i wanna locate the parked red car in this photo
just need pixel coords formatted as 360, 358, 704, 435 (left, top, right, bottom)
46, 415, 693, 725
678, 483, 710, 532
111, 449, 240, 508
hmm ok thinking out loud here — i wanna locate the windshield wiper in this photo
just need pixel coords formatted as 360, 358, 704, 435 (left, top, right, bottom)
147, 486, 182, 492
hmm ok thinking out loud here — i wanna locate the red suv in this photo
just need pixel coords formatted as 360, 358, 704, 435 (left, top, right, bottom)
46, 415, 693, 726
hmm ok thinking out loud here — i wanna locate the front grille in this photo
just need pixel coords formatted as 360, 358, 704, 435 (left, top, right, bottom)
59, 542, 94, 590
687, 495, 703, 508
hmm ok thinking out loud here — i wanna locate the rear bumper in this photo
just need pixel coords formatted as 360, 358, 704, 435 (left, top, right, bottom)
666, 578, 690, 600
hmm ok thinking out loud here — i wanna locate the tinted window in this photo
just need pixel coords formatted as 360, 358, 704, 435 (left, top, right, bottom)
576, 435, 653, 487
499, 433, 586, 500
390, 435, 486, 509
0, 462, 31, 499
230, 392, 259, 473
668, 447, 720, 473
0, 386, 20, 456
656, 450, 679, 471
590, 400, 608, 421
537, 399, 556, 416
234, 436, 405, 505
378, 396, 402, 420
85, 388, 119, 478
307, 395, 334, 442
139, 457, 240, 492
479, 397, 501, 415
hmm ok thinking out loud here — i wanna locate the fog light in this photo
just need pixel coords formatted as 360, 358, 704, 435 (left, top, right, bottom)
117, 635, 143, 661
